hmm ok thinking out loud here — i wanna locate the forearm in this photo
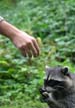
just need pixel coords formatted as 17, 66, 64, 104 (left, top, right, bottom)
0, 20, 20, 40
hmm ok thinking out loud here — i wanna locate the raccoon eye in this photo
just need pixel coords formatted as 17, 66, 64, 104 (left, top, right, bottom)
44, 79, 65, 88
44, 79, 55, 86
47, 80, 60, 87
44, 79, 48, 86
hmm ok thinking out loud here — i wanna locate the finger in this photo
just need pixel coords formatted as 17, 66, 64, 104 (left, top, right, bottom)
21, 47, 27, 57
28, 42, 38, 57
27, 48, 32, 58
19, 45, 27, 57
23, 45, 32, 58
32, 39, 40, 56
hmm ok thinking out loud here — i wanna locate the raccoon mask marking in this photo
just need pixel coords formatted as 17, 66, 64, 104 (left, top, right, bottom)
40, 66, 75, 108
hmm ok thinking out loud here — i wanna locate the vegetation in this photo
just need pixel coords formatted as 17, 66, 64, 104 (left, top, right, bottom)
0, 0, 75, 108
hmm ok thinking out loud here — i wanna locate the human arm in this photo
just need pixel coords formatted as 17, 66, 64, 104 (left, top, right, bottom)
0, 18, 40, 57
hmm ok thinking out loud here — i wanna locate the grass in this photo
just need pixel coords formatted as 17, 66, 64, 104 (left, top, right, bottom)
0, 0, 75, 108
0, 100, 47, 108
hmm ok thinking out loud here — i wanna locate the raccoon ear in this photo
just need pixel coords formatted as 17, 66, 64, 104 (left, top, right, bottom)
62, 67, 69, 75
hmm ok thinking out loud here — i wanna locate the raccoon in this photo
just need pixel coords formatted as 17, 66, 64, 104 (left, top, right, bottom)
40, 66, 75, 108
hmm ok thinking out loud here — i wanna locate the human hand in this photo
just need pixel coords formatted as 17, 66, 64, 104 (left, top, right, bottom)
11, 31, 40, 57
0, 20, 40, 57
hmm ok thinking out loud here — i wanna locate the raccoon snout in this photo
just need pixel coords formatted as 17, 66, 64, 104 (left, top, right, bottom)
39, 88, 46, 94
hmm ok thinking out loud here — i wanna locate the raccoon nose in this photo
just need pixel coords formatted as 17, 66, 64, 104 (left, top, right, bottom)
39, 88, 46, 93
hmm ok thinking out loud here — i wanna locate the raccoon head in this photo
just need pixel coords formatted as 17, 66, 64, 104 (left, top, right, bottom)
40, 66, 73, 106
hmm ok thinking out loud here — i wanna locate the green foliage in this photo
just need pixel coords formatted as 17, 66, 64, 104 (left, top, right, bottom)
0, 0, 75, 108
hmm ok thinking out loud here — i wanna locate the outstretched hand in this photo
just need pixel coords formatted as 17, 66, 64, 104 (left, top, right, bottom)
0, 20, 40, 57
12, 31, 40, 57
